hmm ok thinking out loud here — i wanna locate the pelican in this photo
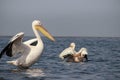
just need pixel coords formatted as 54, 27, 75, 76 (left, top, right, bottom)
59, 42, 76, 60
0, 20, 55, 69
59, 43, 88, 62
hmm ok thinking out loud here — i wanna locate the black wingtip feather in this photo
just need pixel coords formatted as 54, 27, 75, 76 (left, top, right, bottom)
0, 42, 13, 59
6, 42, 13, 57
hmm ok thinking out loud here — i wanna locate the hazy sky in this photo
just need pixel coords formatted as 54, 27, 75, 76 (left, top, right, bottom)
0, 0, 120, 37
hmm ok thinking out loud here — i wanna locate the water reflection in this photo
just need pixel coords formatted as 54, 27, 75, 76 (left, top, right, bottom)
0, 68, 45, 80
23, 68, 45, 77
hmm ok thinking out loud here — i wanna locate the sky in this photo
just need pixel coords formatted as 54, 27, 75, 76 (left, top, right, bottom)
0, 0, 120, 37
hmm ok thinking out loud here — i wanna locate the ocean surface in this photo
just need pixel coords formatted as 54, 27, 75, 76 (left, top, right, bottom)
0, 36, 120, 80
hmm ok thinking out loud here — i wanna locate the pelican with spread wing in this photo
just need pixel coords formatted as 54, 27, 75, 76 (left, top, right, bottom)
0, 20, 55, 69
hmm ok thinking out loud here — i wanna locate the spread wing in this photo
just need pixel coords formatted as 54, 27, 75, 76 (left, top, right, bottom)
0, 32, 24, 58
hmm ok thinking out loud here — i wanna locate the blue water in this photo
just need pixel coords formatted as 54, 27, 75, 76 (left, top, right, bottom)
0, 36, 120, 80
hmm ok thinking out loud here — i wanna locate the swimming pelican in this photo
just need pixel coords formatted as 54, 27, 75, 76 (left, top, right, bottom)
0, 20, 55, 69
59, 42, 76, 60
59, 43, 88, 62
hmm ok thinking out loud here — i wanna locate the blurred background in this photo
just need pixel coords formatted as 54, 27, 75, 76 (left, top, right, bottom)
0, 0, 120, 37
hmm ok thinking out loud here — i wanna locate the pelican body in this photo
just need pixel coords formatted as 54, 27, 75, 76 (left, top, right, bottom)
0, 20, 55, 69
59, 43, 88, 62
66, 48, 88, 62
59, 43, 76, 60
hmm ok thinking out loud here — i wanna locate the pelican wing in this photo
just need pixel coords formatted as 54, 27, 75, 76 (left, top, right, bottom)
24, 38, 38, 46
59, 47, 75, 59
0, 32, 24, 58
0, 42, 13, 58
77, 48, 88, 55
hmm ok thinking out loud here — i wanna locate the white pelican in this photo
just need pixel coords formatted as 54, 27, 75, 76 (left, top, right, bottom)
59, 43, 88, 62
59, 42, 76, 60
0, 20, 55, 69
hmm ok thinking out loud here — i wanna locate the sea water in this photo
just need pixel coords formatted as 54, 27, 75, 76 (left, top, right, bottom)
0, 36, 120, 80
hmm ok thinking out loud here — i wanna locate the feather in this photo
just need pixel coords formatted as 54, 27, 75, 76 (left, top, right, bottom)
0, 42, 13, 58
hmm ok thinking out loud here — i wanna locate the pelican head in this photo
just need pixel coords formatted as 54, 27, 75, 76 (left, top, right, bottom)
32, 20, 42, 26
32, 20, 55, 41
70, 42, 75, 49
78, 48, 88, 61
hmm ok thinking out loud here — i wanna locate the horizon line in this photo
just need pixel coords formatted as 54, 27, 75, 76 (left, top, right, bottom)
0, 35, 120, 38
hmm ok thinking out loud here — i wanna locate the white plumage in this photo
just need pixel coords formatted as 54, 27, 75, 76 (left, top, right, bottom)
59, 43, 88, 62
0, 20, 55, 69
76, 47, 88, 55
59, 42, 76, 59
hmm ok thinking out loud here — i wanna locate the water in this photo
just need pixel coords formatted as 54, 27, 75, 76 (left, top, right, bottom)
0, 36, 120, 80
